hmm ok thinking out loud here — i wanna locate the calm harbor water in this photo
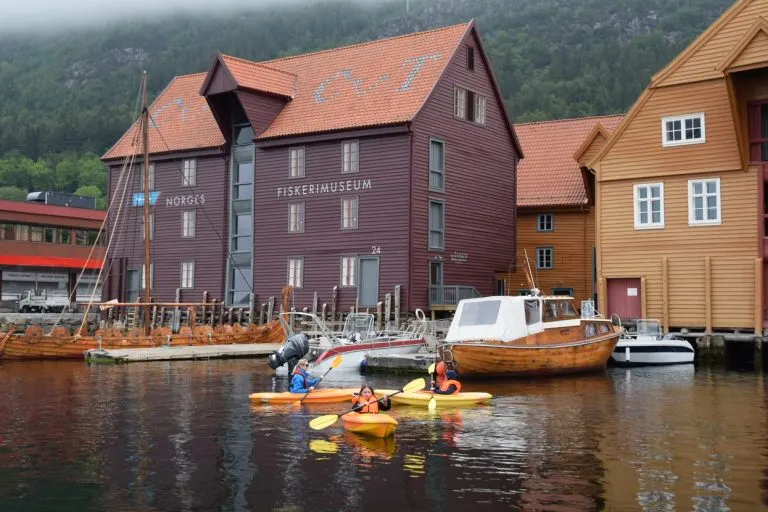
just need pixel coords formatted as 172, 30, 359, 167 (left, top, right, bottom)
0, 359, 766, 511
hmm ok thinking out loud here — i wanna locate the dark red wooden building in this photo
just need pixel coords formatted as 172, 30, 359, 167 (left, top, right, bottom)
103, 21, 521, 313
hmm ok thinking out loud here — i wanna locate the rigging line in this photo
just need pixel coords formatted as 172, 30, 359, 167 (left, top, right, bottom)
146, 112, 254, 295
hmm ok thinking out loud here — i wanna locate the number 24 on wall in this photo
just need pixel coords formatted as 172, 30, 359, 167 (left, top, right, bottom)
371, 246, 381, 255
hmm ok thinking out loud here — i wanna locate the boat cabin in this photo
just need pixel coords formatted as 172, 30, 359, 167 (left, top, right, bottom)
445, 295, 583, 343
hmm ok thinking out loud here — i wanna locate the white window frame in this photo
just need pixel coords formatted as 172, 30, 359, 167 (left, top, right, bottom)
454, 86, 467, 119
341, 196, 359, 230
182, 210, 196, 238
289, 202, 305, 233
140, 263, 154, 289
633, 183, 665, 230
429, 139, 445, 192
474, 94, 486, 125
342, 140, 359, 174
142, 212, 154, 241
287, 257, 303, 288
688, 178, 722, 226
289, 147, 305, 178
536, 247, 554, 270
182, 159, 196, 187
180, 261, 195, 289
340, 255, 357, 287
537, 213, 554, 232
662, 113, 706, 147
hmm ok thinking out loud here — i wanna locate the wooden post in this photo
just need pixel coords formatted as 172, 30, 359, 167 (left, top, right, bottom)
354, 297, 360, 314
219, 300, 225, 326
159, 307, 166, 328
640, 277, 647, 320
756, 258, 763, 337
209, 299, 217, 326
331, 286, 338, 322
267, 297, 275, 320
322, 303, 327, 322
187, 307, 196, 327
203, 291, 210, 323
248, 293, 255, 325
662, 257, 669, 334
312, 292, 318, 317
228, 308, 234, 324
237, 308, 243, 324
260, 304, 266, 325
394, 285, 401, 328
385, 293, 392, 330
174, 288, 181, 333
376, 301, 383, 331
151, 305, 157, 329
705, 256, 713, 334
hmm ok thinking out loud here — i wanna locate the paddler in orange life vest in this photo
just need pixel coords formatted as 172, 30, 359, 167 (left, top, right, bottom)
352, 384, 391, 413
431, 361, 462, 395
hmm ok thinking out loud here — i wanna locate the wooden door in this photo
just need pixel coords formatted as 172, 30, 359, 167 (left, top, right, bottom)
606, 278, 642, 321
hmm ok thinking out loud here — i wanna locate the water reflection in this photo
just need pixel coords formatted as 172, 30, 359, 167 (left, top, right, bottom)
0, 361, 766, 511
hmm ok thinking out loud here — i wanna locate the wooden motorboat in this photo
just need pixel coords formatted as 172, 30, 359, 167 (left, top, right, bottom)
437, 295, 623, 378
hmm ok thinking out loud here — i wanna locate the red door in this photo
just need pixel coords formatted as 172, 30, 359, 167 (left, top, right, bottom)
607, 278, 642, 321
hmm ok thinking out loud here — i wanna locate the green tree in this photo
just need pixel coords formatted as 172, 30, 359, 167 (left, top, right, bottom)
0, 186, 28, 201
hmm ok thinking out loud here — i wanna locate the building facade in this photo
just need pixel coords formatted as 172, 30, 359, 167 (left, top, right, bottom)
592, 0, 768, 334
497, 116, 622, 305
103, 22, 522, 313
0, 200, 104, 305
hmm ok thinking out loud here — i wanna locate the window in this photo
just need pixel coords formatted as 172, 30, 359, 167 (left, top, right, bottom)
142, 212, 154, 241
58, 229, 71, 244
342, 197, 358, 230
234, 124, 254, 145
234, 162, 253, 200
467, 46, 475, 71
145, 163, 155, 190
536, 247, 553, 269
454, 86, 486, 124
537, 214, 554, 232
182, 159, 196, 187
181, 261, 195, 289
552, 287, 574, 297
0, 223, 16, 240
495, 279, 507, 296
289, 203, 305, 233
290, 147, 305, 178
340, 256, 357, 287
43, 227, 56, 243
634, 183, 665, 229
182, 210, 196, 238
140, 263, 154, 289
30, 225, 43, 242
458, 300, 501, 326
688, 178, 721, 225
75, 230, 88, 245
287, 258, 303, 288
429, 201, 445, 250
16, 225, 28, 241
233, 214, 252, 252
87, 231, 99, 246
229, 266, 252, 306
342, 141, 359, 173
429, 139, 445, 192
662, 113, 705, 146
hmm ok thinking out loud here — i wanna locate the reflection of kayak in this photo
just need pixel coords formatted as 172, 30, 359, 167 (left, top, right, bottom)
341, 412, 397, 438
249, 388, 358, 404
343, 431, 396, 458
391, 391, 492, 407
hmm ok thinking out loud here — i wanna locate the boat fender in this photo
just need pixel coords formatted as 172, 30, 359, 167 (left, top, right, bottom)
415, 309, 426, 321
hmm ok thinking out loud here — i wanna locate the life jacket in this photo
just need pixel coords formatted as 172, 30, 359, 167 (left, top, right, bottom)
293, 368, 309, 389
353, 395, 380, 414
434, 373, 447, 388
439, 379, 462, 394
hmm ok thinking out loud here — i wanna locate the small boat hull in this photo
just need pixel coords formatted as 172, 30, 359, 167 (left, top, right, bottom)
341, 412, 398, 438
391, 391, 492, 407
249, 388, 358, 404
610, 339, 695, 366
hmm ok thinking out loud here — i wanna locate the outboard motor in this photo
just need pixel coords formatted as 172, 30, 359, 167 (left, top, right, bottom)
268, 333, 310, 374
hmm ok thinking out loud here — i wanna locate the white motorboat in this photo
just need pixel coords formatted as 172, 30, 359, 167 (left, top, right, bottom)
268, 312, 426, 375
611, 319, 695, 366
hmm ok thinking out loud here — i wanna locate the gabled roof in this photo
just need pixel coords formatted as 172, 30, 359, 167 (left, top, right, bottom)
516, 115, 624, 208
716, 16, 768, 72
102, 73, 226, 161
202, 55, 296, 98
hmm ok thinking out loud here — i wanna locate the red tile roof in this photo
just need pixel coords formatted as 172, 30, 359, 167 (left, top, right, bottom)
102, 73, 226, 161
516, 115, 624, 208
0, 199, 105, 221
220, 55, 296, 98
218, 22, 472, 140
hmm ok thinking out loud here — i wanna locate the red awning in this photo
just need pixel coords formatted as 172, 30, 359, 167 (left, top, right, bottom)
0, 255, 103, 270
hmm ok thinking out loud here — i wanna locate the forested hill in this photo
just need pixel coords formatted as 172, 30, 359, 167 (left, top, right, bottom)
0, 0, 733, 203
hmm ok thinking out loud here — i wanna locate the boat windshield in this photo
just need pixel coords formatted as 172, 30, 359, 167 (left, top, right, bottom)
458, 300, 501, 326
542, 299, 580, 322
636, 320, 662, 336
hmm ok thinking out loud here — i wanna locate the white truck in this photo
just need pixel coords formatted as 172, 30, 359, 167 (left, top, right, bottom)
17, 290, 70, 313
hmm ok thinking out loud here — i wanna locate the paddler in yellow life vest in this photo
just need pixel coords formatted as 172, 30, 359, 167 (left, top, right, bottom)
351, 384, 391, 413
431, 362, 462, 395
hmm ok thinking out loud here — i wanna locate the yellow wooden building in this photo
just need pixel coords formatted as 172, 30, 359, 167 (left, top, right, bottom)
497, 116, 622, 304
591, 0, 768, 334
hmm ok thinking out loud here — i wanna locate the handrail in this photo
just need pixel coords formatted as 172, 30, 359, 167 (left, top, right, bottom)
429, 285, 481, 306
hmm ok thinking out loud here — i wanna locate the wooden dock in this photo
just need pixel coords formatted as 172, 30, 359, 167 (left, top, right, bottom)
84, 343, 282, 364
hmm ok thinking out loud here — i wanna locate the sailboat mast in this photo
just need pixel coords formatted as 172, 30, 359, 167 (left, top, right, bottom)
141, 71, 152, 334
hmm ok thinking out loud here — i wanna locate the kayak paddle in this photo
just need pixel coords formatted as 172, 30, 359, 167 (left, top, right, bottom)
427, 362, 437, 411
309, 377, 426, 430
293, 355, 343, 406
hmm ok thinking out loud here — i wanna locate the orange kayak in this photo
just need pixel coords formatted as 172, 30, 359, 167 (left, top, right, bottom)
249, 388, 357, 404
341, 412, 398, 438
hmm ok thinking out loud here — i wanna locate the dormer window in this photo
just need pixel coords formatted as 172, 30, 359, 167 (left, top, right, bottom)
662, 113, 705, 147
454, 86, 486, 125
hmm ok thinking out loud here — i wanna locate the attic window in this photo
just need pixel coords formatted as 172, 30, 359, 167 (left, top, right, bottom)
454, 86, 486, 125
662, 113, 705, 147
467, 46, 475, 71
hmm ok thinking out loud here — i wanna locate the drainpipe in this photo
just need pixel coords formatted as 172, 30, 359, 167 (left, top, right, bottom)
407, 121, 413, 315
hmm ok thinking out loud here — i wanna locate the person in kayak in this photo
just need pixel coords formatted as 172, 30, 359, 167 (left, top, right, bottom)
351, 384, 391, 413
290, 359, 320, 394
432, 369, 462, 395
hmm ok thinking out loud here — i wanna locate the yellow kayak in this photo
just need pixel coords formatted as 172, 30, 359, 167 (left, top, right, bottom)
341, 412, 398, 438
249, 388, 358, 404
391, 391, 492, 407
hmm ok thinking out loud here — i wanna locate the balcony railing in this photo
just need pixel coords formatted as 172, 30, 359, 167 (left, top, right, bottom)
429, 285, 481, 308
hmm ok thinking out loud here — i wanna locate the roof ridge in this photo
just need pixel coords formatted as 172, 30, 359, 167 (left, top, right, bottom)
258, 21, 471, 65
175, 72, 208, 79
515, 114, 625, 127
